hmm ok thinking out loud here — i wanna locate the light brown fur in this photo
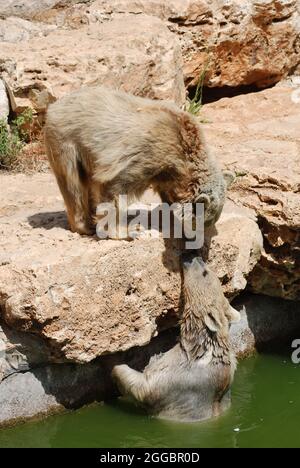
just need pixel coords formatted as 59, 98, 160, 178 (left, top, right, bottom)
45, 87, 232, 237
112, 255, 240, 422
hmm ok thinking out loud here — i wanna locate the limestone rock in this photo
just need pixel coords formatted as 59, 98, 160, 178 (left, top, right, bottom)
207, 201, 263, 299
0, 0, 90, 19
203, 86, 300, 300
85, 0, 300, 89
0, 15, 186, 115
0, 16, 56, 43
0, 171, 261, 363
0, 323, 53, 381
0, 79, 9, 121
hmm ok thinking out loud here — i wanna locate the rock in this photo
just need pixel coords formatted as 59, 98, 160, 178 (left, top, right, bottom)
231, 294, 300, 358
0, 15, 186, 115
207, 201, 263, 299
0, 171, 261, 363
0, 1, 90, 19
85, 0, 300, 89
0, 16, 56, 43
0, 362, 107, 427
0, 322, 53, 381
0, 79, 9, 121
203, 86, 300, 300
0, 328, 177, 427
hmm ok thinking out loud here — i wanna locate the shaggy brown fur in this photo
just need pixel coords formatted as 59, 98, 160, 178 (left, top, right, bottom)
44, 87, 233, 237
112, 254, 240, 422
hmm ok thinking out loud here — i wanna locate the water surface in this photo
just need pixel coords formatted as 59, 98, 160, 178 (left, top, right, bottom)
1, 354, 300, 448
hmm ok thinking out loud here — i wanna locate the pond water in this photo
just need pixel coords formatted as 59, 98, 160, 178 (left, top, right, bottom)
1, 353, 300, 448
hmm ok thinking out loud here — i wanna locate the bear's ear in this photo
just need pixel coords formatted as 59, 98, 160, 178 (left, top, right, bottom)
204, 313, 223, 333
223, 170, 235, 188
197, 193, 211, 208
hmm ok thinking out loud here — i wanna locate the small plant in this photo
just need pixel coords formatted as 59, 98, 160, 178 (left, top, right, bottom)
0, 119, 23, 170
11, 108, 33, 142
0, 109, 34, 170
186, 61, 210, 116
235, 170, 248, 178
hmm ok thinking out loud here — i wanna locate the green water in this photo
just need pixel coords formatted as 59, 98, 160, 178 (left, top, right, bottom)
1, 354, 300, 448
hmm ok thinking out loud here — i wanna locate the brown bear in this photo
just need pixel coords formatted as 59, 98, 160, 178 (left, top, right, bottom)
44, 87, 234, 237
112, 253, 240, 422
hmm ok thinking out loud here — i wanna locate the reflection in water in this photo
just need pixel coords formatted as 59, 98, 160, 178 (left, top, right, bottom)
1, 354, 300, 448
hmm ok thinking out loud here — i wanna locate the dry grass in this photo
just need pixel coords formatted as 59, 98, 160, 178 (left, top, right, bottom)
13, 138, 49, 173
0, 111, 49, 173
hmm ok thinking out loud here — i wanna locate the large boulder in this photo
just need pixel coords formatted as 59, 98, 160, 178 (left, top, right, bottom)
83, 0, 300, 88
0, 14, 186, 115
0, 172, 262, 363
207, 201, 263, 299
203, 85, 300, 300
2, 1, 298, 97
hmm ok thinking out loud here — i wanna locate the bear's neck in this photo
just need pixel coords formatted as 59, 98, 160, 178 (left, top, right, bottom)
180, 291, 231, 365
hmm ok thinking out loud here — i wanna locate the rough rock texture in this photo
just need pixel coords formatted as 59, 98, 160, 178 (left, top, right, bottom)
0, 14, 186, 116
207, 201, 263, 298
1, 294, 300, 427
1, 1, 299, 116
231, 293, 300, 357
0, 0, 91, 19
0, 328, 176, 427
0, 79, 9, 120
0, 172, 261, 363
73, 0, 300, 88
203, 86, 300, 300
0, 16, 55, 42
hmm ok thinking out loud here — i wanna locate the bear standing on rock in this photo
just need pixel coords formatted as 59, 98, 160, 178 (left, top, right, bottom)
45, 87, 233, 237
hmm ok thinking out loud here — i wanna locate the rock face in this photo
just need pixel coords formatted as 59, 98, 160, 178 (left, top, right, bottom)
1, 1, 299, 117
203, 86, 300, 300
0, 14, 186, 116
0, 1, 90, 19
0, 79, 9, 120
207, 201, 263, 299
0, 172, 261, 363
0, 16, 55, 43
69, 0, 300, 88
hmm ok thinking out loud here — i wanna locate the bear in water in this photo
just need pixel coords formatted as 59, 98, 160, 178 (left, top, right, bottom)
112, 253, 240, 422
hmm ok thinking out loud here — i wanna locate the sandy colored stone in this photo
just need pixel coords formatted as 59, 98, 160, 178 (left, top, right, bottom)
207, 202, 263, 298
0, 16, 56, 43
84, 0, 300, 88
202, 86, 300, 300
0, 14, 186, 115
0, 171, 261, 363
0, 0, 90, 19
